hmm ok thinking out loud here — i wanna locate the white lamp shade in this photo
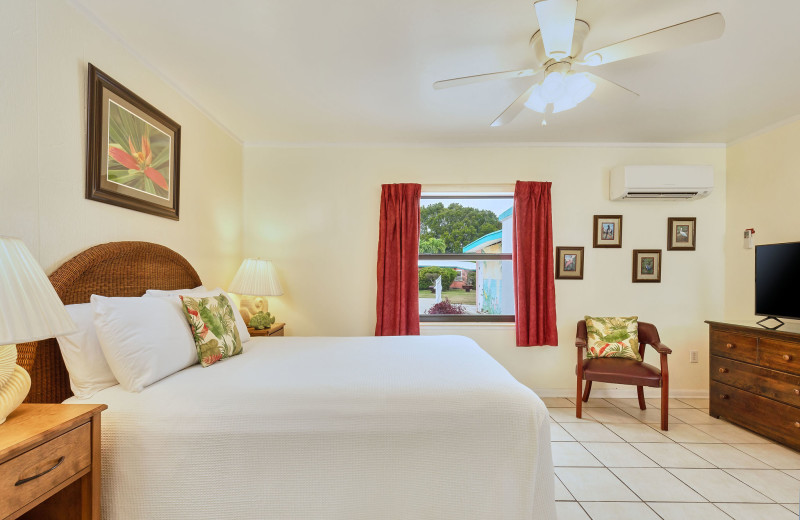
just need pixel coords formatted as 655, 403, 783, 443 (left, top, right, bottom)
0, 237, 76, 345
228, 259, 284, 297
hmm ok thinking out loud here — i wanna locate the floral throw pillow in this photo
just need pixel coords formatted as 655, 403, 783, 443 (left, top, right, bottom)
180, 295, 243, 367
584, 316, 641, 361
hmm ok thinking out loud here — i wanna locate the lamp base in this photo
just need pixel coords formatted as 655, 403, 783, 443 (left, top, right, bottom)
0, 365, 31, 425
0, 345, 31, 425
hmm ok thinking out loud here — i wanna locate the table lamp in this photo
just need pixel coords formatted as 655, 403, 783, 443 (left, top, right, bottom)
0, 236, 76, 423
228, 258, 284, 325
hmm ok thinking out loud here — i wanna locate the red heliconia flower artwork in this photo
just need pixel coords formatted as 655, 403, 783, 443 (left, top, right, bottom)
106, 100, 171, 197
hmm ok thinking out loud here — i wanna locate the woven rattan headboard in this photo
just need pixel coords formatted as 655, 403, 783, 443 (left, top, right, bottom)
17, 241, 202, 403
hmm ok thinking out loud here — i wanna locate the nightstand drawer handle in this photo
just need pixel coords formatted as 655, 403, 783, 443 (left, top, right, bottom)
719, 394, 729, 400
725, 343, 734, 349
783, 354, 792, 362
718, 367, 728, 374
795, 422, 800, 429
794, 389, 800, 396
14, 456, 65, 486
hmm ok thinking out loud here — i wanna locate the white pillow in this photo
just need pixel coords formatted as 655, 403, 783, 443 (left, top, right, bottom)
144, 286, 206, 297
145, 287, 251, 343
55, 303, 118, 399
91, 295, 198, 392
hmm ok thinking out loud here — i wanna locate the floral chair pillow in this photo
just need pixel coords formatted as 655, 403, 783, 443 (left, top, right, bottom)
584, 316, 641, 361
180, 295, 243, 367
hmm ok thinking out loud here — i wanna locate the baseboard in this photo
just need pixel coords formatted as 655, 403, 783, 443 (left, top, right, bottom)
531, 387, 709, 399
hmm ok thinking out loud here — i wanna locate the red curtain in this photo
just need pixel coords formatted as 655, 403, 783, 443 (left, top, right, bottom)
375, 183, 421, 336
513, 181, 558, 346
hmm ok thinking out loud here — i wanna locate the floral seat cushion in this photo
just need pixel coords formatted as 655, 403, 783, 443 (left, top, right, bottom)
584, 316, 641, 362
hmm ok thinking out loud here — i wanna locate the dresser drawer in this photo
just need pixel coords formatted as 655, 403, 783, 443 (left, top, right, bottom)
711, 381, 800, 450
712, 355, 800, 408
710, 330, 758, 364
758, 338, 800, 376
0, 422, 91, 518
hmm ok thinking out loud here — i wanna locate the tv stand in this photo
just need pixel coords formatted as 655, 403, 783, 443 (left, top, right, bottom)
756, 316, 785, 330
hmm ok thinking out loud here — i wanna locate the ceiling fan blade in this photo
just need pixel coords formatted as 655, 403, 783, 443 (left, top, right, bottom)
585, 73, 639, 102
580, 12, 724, 67
490, 83, 538, 127
534, 0, 578, 60
433, 69, 539, 90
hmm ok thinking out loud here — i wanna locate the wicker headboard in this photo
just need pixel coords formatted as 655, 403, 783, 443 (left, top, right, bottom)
17, 241, 202, 403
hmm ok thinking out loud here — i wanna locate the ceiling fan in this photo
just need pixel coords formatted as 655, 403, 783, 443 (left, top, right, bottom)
433, 1, 725, 126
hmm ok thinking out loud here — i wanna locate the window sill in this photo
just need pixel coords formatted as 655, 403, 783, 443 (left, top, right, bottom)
420, 321, 515, 328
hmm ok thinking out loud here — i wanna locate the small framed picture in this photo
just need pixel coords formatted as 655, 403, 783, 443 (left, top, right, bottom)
556, 247, 584, 280
593, 215, 623, 248
667, 217, 696, 251
632, 249, 662, 283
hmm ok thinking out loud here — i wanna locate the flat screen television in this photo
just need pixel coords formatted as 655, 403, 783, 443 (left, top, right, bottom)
755, 241, 800, 325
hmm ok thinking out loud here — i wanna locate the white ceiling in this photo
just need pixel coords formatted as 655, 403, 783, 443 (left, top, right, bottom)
71, 0, 800, 144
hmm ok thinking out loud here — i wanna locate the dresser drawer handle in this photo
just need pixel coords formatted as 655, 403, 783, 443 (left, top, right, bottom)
719, 394, 729, 400
726, 343, 734, 349
795, 389, 800, 396
782, 354, 793, 362
14, 456, 65, 486
718, 367, 728, 374
795, 422, 800, 429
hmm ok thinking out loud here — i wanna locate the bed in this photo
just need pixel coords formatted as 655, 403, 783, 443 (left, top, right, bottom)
18, 241, 555, 520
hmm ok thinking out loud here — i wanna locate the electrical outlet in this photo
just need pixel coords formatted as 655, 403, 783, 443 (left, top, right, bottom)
689, 350, 699, 363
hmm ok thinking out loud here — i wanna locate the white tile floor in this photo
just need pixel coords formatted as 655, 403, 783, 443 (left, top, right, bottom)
542, 396, 800, 519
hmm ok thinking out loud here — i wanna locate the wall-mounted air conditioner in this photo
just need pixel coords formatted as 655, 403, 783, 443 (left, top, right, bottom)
609, 165, 714, 201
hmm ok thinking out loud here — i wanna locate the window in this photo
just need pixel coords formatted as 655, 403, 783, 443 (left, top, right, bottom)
419, 194, 514, 322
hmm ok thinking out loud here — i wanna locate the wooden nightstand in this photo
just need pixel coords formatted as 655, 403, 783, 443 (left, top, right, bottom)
0, 403, 106, 520
248, 322, 285, 337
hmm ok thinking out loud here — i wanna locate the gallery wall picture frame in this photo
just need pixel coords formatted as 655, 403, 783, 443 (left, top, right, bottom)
593, 215, 623, 248
667, 217, 697, 251
632, 249, 662, 283
555, 246, 584, 280
86, 63, 181, 220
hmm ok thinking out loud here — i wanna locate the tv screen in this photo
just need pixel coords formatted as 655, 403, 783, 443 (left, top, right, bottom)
755, 242, 800, 320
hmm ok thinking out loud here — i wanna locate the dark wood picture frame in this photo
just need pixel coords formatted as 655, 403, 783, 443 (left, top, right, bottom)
86, 64, 181, 220
667, 217, 697, 251
555, 246, 584, 280
593, 215, 623, 248
632, 249, 662, 283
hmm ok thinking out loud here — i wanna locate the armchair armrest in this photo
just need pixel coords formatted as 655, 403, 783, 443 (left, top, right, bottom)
648, 342, 672, 355
576, 337, 587, 350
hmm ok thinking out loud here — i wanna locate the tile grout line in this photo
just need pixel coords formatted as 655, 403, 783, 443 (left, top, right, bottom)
549, 398, 800, 517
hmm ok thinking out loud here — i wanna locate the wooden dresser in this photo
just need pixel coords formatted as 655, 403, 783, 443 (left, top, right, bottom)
707, 321, 800, 450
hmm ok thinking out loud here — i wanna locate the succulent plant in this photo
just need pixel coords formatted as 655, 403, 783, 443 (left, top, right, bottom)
249, 311, 276, 330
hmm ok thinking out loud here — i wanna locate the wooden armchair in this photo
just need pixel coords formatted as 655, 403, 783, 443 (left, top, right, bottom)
575, 320, 673, 430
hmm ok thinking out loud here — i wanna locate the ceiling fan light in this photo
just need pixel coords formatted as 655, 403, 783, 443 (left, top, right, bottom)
534, 0, 578, 59
524, 85, 547, 113
552, 97, 577, 114
564, 72, 596, 105
539, 71, 566, 103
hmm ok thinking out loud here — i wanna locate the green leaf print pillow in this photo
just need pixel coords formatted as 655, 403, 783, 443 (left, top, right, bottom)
180, 294, 243, 367
584, 316, 641, 361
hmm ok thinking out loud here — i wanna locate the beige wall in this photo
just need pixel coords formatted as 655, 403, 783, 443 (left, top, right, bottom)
725, 119, 800, 321
0, 0, 243, 287
243, 145, 726, 394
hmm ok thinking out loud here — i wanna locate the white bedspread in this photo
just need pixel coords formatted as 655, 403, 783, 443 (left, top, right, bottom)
66, 335, 555, 520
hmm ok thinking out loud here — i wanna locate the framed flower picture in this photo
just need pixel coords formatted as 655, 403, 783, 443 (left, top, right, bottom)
632, 249, 662, 283
86, 64, 181, 220
556, 247, 584, 280
667, 217, 696, 251
593, 215, 622, 248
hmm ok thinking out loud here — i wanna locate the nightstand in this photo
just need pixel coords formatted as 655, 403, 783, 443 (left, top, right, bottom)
0, 403, 106, 520
248, 322, 285, 337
